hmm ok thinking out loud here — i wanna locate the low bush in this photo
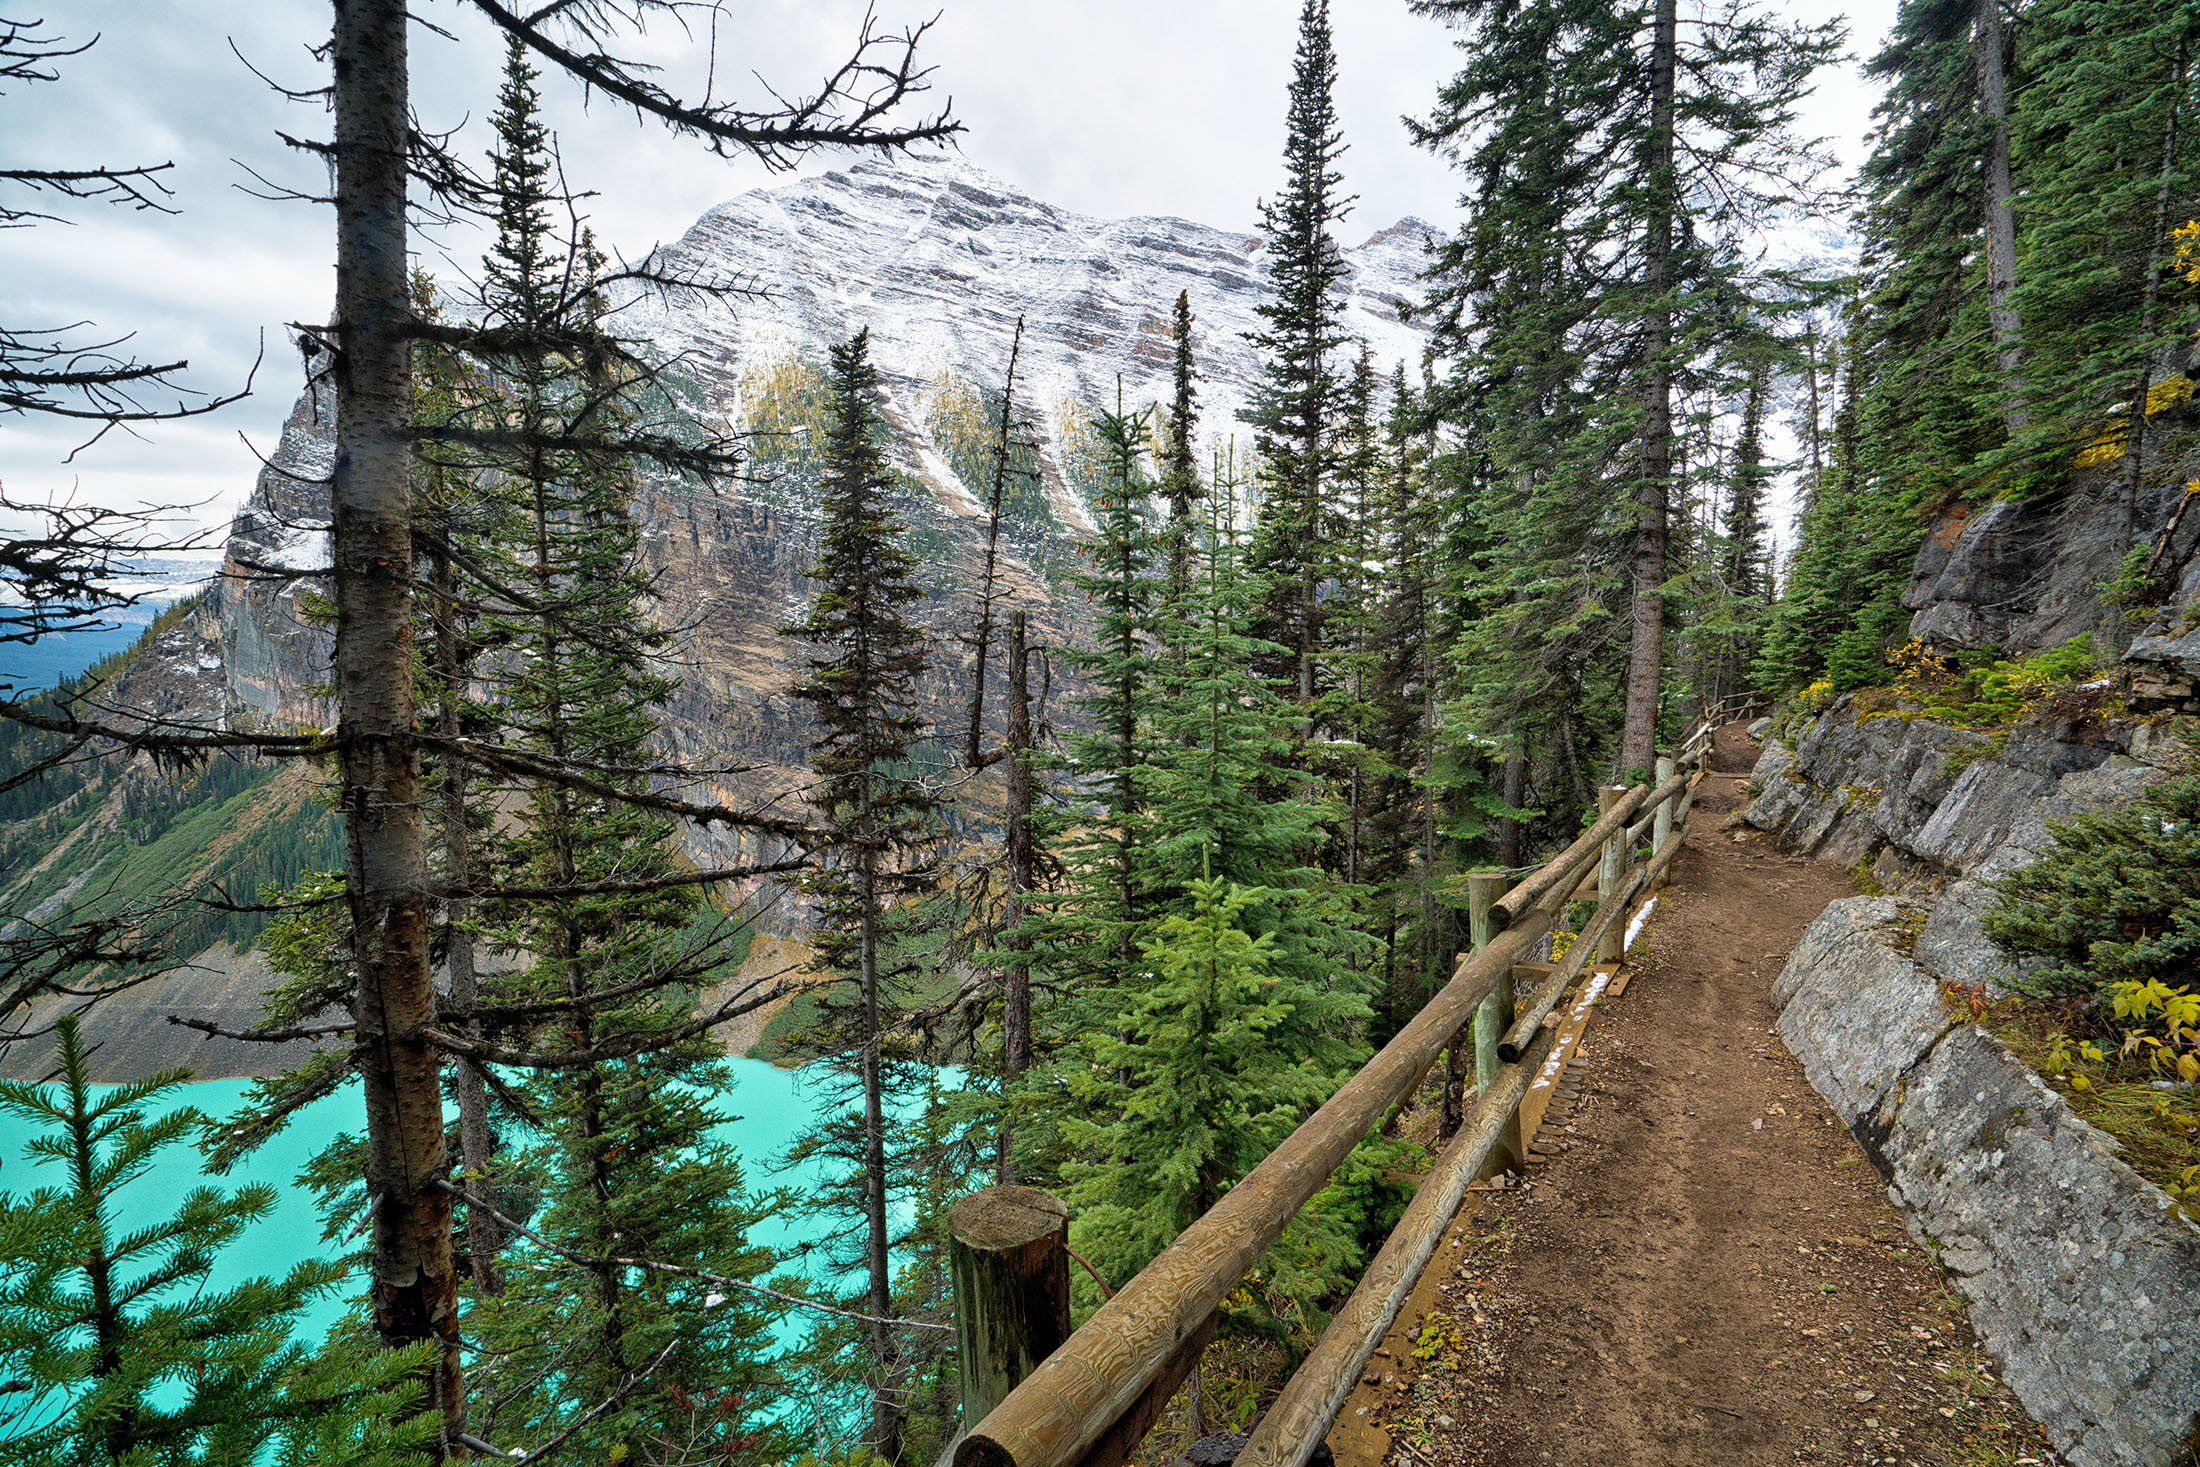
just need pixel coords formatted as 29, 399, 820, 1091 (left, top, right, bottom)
1981, 771, 2200, 1000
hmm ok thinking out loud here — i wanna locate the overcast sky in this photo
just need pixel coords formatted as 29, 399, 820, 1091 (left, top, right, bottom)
1, 0, 1895, 536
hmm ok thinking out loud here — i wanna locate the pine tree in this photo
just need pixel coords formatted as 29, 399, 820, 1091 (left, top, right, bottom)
1412, 0, 1840, 776
451, 48, 787, 1455
2011, 0, 2196, 543
1162, 290, 1203, 608
1693, 347, 1776, 705
1048, 394, 1161, 990
0, 1019, 425, 1465
1244, 0, 1356, 714
782, 326, 942, 1464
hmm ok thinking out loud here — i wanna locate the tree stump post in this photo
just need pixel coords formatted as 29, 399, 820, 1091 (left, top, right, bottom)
1596, 785, 1628, 963
950, 1185, 1072, 1435
1465, 870, 1520, 1174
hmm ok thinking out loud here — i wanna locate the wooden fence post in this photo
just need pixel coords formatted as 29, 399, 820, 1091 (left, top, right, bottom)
951, 1186, 1072, 1434
1652, 754, 1676, 888
1465, 870, 1519, 1175
1595, 785, 1628, 963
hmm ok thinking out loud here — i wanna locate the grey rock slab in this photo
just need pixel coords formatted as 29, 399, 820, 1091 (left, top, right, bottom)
1779, 787, 1852, 857
1816, 802, 1883, 867
1746, 715, 1773, 739
1772, 897, 1950, 1124
1884, 1026, 2200, 1467
1912, 878, 2043, 992
1745, 744, 1812, 832
1912, 760, 2060, 876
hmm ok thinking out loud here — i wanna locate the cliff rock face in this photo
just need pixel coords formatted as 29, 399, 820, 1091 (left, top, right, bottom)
196, 156, 1437, 892
214, 377, 337, 730
1771, 898, 2200, 1467
1903, 408, 2200, 678
1743, 699, 2170, 991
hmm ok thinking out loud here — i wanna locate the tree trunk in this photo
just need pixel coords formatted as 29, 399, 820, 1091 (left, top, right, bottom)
1977, 0, 2032, 439
1620, 0, 1678, 784
965, 322, 1022, 769
857, 840, 904, 1461
432, 542, 501, 1297
997, 611, 1034, 1186
331, 0, 465, 1442
1496, 733, 1527, 869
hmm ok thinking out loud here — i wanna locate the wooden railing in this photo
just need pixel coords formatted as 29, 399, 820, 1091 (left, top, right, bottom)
944, 745, 1710, 1467
1679, 692, 1763, 769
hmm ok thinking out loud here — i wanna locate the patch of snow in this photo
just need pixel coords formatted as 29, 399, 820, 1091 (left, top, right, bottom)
1625, 897, 1658, 952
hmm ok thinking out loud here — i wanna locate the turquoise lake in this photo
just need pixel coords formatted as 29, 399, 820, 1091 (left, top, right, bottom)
0, 1057, 875, 1348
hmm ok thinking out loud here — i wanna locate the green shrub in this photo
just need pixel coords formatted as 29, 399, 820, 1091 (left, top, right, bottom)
1982, 772, 2200, 999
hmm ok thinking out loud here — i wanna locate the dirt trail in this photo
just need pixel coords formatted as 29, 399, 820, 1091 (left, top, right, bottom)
1328, 725, 2055, 1467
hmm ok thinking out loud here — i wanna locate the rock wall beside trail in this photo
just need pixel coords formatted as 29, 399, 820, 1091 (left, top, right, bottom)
1747, 705, 2200, 1464
1772, 899, 2200, 1467
1741, 699, 2173, 991
1901, 416, 2200, 686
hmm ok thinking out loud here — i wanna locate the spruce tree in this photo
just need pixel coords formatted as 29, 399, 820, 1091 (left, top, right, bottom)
1048, 394, 1161, 990
1412, 0, 1840, 775
1244, 0, 1355, 713
2011, 0, 2196, 543
1060, 873, 1361, 1290
0, 1019, 424, 1465
1162, 290, 1203, 608
782, 326, 942, 1464
451, 47, 787, 1456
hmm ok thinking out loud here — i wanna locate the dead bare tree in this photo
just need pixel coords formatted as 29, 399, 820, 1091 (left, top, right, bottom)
0, 16, 256, 447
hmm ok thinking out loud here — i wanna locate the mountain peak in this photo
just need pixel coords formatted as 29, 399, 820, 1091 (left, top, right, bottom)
642, 152, 1435, 455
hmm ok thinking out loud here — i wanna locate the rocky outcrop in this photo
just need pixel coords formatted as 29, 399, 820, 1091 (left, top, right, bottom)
211, 375, 336, 729
1743, 700, 2171, 990
1903, 428, 2200, 663
1774, 899, 2200, 1467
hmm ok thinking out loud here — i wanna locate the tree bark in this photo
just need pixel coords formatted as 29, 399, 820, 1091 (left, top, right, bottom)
997, 610, 1034, 1186
1620, 0, 1678, 784
331, 0, 465, 1446
858, 839, 904, 1461
964, 321, 1022, 769
432, 539, 501, 1296
1977, 0, 2032, 439
1496, 733, 1527, 870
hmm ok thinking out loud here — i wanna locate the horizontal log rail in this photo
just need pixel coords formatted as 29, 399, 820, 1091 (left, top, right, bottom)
951, 739, 1713, 1467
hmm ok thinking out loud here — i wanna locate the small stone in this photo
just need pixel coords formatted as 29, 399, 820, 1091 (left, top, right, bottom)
1435, 1415, 1456, 1429
1854, 1390, 1876, 1403
1752, 1118, 1764, 1131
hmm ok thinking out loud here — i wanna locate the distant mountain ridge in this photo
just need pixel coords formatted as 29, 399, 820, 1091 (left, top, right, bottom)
625, 152, 1436, 489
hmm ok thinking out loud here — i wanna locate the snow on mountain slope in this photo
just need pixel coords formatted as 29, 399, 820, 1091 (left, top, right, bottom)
626, 152, 1437, 520
205, 154, 1440, 834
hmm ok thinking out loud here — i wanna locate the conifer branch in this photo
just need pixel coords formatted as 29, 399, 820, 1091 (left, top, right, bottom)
435, 1178, 955, 1333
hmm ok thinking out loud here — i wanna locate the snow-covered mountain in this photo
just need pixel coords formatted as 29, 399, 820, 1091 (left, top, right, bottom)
627, 152, 1437, 492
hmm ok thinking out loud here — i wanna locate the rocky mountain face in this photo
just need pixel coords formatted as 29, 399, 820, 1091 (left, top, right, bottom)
198, 155, 1437, 889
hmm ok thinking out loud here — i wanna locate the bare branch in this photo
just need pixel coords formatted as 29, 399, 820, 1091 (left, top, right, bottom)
467, 1, 961, 168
